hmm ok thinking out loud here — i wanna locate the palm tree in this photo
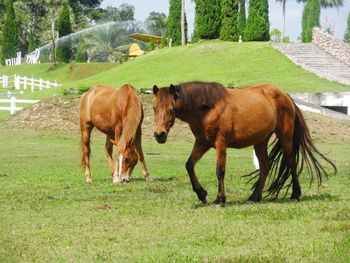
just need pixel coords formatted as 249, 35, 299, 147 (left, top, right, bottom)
276, 0, 343, 41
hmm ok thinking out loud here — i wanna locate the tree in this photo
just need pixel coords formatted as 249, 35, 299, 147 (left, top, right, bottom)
220, 0, 239, 41
301, 0, 320, 43
27, 33, 36, 53
345, 12, 350, 42
118, 3, 135, 21
2, 0, 19, 63
194, 0, 221, 40
168, 0, 187, 46
45, 0, 66, 65
145, 12, 167, 36
238, 0, 246, 40
244, 0, 270, 41
270, 28, 282, 42
57, 3, 72, 62
277, 0, 343, 41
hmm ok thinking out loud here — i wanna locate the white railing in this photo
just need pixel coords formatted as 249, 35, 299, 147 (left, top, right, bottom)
0, 75, 60, 91
26, 49, 40, 64
5, 52, 22, 66
0, 97, 39, 114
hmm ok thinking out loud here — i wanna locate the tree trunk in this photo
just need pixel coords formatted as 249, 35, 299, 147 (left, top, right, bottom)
282, 0, 286, 41
51, 14, 56, 65
181, 0, 186, 46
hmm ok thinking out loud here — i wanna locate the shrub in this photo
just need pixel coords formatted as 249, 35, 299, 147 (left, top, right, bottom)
244, 0, 270, 41
270, 28, 282, 42
194, 0, 221, 40
220, 0, 239, 42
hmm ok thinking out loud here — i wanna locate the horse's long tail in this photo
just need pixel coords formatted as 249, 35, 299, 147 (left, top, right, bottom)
245, 100, 337, 199
267, 101, 337, 198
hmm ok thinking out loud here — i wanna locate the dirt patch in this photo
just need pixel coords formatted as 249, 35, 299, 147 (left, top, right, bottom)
1, 95, 349, 144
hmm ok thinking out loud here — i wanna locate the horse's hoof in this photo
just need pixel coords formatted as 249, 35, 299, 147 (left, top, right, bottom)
212, 200, 225, 207
145, 176, 154, 182
196, 188, 208, 204
86, 178, 93, 183
123, 178, 130, 183
113, 177, 122, 184
290, 197, 300, 202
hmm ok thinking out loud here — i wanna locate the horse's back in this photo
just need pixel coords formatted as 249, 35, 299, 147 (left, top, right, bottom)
80, 84, 140, 134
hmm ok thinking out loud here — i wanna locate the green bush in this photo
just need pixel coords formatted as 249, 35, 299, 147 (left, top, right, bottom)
160, 37, 168, 48
194, 0, 221, 40
148, 40, 156, 51
220, 0, 239, 42
167, 0, 182, 46
244, 0, 270, 41
301, 0, 320, 43
270, 28, 282, 42
75, 48, 88, 62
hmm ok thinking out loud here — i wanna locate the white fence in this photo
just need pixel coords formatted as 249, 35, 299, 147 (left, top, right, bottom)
0, 97, 39, 114
0, 75, 60, 91
5, 52, 22, 66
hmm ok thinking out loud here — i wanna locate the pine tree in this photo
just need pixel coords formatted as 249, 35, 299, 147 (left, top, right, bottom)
56, 3, 72, 63
244, 0, 270, 41
220, 0, 239, 41
167, 0, 182, 46
194, 0, 221, 40
1, 0, 19, 63
27, 33, 36, 53
301, 0, 320, 43
238, 0, 246, 40
344, 11, 349, 42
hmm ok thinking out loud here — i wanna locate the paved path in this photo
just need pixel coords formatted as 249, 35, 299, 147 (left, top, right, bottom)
272, 43, 350, 86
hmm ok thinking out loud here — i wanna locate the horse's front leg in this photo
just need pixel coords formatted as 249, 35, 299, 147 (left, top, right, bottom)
135, 126, 152, 181
214, 138, 227, 206
186, 140, 210, 204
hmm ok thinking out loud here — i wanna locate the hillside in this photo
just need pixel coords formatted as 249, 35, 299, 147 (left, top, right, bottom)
1, 40, 349, 96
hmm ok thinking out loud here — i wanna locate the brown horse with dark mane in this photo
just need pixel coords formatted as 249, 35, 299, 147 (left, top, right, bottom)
80, 84, 151, 183
152, 81, 336, 205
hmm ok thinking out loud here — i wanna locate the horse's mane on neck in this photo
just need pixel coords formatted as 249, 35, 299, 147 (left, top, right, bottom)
117, 85, 142, 153
177, 81, 227, 112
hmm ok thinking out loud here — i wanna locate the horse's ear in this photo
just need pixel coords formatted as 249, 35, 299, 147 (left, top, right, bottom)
170, 84, 180, 99
153, 85, 159, 95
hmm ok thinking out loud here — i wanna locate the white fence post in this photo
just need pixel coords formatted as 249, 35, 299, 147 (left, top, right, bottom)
39, 79, 43, 91
10, 96, 16, 115
24, 76, 27, 90
31, 76, 34, 91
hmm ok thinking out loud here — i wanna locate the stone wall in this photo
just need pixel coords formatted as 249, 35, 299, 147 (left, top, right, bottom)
312, 27, 350, 66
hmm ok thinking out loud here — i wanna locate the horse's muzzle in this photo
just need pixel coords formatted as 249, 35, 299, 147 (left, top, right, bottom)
154, 131, 167, 144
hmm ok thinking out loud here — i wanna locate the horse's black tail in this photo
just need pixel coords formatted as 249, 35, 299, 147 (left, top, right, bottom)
246, 100, 337, 199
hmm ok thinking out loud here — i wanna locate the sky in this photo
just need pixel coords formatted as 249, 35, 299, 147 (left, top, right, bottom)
101, 0, 350, 42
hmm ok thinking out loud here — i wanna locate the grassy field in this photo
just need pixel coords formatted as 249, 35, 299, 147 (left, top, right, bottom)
0, 112, 349, 262
0, 41, 349, 262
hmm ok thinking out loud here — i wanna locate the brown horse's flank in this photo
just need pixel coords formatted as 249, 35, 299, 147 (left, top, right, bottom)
80, 84, 150, 183
152, 81, 336, 204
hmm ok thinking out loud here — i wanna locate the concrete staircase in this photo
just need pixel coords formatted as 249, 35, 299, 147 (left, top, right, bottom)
272, 43, 350, 86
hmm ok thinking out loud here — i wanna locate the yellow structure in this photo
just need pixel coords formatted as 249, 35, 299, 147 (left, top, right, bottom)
129, 33, 162, 44
128, 43, 145, 58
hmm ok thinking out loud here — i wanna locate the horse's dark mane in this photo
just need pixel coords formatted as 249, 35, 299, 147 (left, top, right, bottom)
177, 81, 227, 111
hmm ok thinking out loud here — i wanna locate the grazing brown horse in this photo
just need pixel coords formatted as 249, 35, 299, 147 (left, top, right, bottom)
80, 84, 151, 183
152, 81, 336, 205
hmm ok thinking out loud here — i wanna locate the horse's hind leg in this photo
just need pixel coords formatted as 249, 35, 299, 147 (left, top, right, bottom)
105, 134, 114, 177
248, 139, 270, 202
276, 131, 301, 201
81, 123, 93, 182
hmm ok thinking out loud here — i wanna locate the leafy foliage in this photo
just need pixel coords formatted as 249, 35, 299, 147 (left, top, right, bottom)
244, 0, 270, 41
301, 0, 320, 43
145, 12, 167, 37
220, 0, 239, 41
345, 12, 350, 43
167, 0, 182, 46
2, 0, 19, 63
270, 28, 282, 42
194, 0, 221, 40
27, 33, 36, 53
57, 3, 72, 63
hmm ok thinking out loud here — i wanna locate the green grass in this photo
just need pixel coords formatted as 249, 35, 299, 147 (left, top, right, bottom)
0, 128, 349, 262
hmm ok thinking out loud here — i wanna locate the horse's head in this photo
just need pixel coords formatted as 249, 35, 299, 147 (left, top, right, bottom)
152, 84, 180, 144
114, 139, 138, 183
